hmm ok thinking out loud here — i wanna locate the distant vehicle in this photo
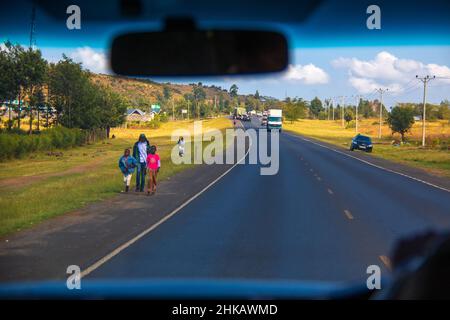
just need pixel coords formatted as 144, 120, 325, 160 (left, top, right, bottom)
267, 109, 282, 132
256, 112, 263, 117
350, 134, 373, 152
261, 115, 268, 126
243, 114, 251, 121
234, 107, 246, 119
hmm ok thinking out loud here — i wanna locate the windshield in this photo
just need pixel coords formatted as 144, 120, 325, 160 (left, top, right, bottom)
357, 136, 371, 142
0, 0, 450, 302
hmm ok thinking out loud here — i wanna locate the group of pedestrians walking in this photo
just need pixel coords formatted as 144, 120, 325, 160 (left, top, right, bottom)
118, 133, 160, 196
118, 134, 186, 195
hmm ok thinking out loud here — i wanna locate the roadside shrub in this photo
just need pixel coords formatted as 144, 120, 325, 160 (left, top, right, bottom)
0, 126, 95, 161
158, 113, 169, 123
346, 121, 356, 129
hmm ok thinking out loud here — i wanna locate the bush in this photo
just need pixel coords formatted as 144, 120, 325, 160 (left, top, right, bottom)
0, 126, 98, 161
346, 121, 356, 129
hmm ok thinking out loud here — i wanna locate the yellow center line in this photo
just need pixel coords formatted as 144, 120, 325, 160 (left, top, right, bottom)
343, 210, 354, 220
379, 255, 392, 271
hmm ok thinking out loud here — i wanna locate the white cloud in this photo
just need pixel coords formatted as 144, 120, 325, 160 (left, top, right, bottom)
348, 77, 403, 94
332, 51, 450, 94
70, 47, 109, 74
284, 64, 329, 84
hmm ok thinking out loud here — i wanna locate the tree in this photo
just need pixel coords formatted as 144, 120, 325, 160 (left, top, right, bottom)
48, 55, 125, 133
29, 86, 46, 131
98, 85, 127, 138
163, 85, 172, 101
309, 97, 323, 118
344, 109, 354, 123
284, 102, 301, 123
48, 56, 90, 128
387, 106, 415, 142
3, 43, 27, 129
437, 100, 450, 120
14, 47, 47, 133
192, 84, 206, 118
359, 99, 375, 118
0, 42, 19, 129
229, 84, 238, 98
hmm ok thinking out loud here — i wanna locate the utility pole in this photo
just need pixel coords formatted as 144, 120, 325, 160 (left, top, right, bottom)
187, 100, 190, 120
354, 95, 360, 133
416, 75, 435, 147
340, 96, 345, 128
172, 98, 175, 121
375, 88, 388, 139
327, 99, 330, 120
332, 97, 335, 121
197, 102, 200, 120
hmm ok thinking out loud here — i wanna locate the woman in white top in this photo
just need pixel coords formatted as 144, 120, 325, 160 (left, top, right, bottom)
177, 137, 185, 157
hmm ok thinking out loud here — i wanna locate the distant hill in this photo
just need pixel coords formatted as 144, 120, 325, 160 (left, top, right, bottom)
90, 73, 240, 109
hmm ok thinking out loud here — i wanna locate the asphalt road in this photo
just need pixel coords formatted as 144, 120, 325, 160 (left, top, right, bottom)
88, 117, 450, 283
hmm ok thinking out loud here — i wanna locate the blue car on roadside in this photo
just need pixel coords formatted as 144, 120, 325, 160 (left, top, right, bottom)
350, 135, 373, 153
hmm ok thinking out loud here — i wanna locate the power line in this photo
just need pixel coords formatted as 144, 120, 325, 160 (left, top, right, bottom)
392, 81, 422, 103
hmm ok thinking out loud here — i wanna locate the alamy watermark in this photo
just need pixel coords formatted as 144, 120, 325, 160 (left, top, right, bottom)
66, 5, 81, 30
66, 265, 81, 290
170, 121, 280, 176
366, 265, 382, 290
366, 5, 381, 30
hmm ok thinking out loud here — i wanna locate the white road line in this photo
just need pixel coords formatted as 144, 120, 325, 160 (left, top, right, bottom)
81, 120, 251, 278
343, 210, 354, 220
285, 132, 450, 193
379, 255, 392, 270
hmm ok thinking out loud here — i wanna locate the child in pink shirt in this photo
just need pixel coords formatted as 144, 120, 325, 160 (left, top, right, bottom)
146, 145, 160, 195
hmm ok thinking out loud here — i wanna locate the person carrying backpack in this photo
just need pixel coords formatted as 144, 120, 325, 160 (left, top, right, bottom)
132, 133, 150, 192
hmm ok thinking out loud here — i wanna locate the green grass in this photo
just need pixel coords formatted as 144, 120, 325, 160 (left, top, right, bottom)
284, 119, 450, 178
0, 118, 231, 237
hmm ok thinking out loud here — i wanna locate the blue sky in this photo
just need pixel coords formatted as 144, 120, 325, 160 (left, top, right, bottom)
31, 45, 450, 109
1, 3, 450, 109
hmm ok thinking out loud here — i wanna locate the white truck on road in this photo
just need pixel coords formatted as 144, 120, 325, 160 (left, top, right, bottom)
267, 109, 282, 132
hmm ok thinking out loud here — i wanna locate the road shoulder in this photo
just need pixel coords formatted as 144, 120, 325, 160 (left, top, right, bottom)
0, 161, 233, 282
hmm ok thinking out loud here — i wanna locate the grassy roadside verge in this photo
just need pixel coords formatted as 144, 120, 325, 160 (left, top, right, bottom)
283, 119, 450, 178
0, 118, 231, 237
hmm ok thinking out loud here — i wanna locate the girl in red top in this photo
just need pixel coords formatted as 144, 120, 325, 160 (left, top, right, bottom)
146, 145, 160, 195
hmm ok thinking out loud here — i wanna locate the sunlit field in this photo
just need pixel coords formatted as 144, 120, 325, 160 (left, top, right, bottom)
284, 119, 450, 177
0, 118, 231, 237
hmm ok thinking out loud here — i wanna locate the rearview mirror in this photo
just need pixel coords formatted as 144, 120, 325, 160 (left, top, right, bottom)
110, 30, 288, 76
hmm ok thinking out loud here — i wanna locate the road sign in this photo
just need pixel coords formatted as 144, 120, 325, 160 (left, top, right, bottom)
181, 109, 188, 114
151, 104, 161, 113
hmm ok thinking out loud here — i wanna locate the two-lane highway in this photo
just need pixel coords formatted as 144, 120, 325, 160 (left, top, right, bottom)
88, 117, 450, 282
